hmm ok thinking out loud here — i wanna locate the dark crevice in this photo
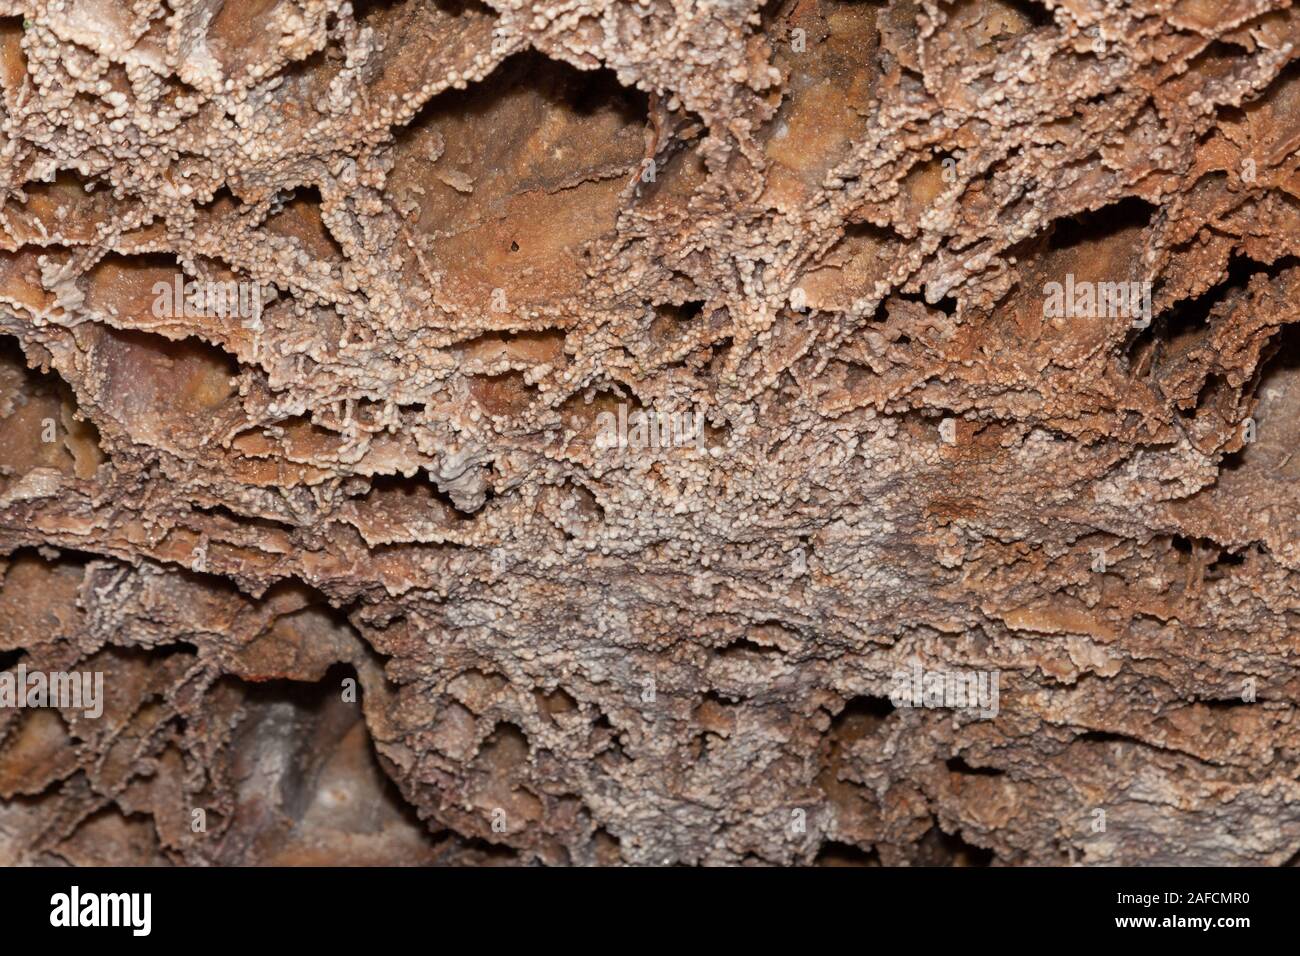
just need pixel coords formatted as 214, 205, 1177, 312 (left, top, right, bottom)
717, 635, 782, 659
815, 840, 880, 866
222, 658, 438, 852
399, 49, 649, 159
1198, 696, 1256, 710
1205, 548, 1246, 580
946, 755, 1006, 777
894, 288, 957, 317
1076, 730, 1131, 744
1222, 319, 1300, 472
195, 502, 297, 533
1152, 253, 1261, 346
917, 818, 995, 866
264, 184, 346, 262
364, 468, 482, 520
447, 834, 519, 864
994, 0, 1055, 29
1047, 196, 1155, 252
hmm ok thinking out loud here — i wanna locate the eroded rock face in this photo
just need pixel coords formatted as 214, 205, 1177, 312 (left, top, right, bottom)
0, 0, 1298, 866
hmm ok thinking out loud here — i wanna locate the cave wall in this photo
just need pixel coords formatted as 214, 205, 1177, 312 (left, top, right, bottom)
1, 0, 1299, 865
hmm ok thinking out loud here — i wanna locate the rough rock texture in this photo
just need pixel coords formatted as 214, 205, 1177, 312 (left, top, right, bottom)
0, 0, 1298, 866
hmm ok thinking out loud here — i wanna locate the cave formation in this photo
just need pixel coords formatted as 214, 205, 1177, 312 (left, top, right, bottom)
1, 0, 1299, 866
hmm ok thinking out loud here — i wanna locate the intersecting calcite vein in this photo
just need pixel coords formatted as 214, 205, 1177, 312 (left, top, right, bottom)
0, 0, 1298, 866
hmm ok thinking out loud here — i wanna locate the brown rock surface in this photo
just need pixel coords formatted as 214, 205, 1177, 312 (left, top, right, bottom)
0, 0, 1298, 866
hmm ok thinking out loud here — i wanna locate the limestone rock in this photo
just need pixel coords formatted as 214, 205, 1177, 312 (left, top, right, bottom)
0, 0, 1298, 866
